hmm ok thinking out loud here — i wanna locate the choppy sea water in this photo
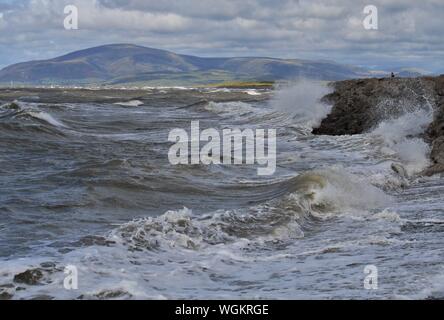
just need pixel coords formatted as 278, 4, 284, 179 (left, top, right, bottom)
0, 82, 443, 299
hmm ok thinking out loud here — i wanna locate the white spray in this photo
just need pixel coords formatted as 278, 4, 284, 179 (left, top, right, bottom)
271, 79, 332, 129
371, 108, 433, 176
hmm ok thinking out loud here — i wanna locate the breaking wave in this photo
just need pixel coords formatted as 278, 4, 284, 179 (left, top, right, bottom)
270, 79, 332, 128
107, 167, 392, 254
1, 83, 442, 300
203, 101, 258, 117
292, 168, 393, 213
370, 108, 433, 176
0, 102, 67, 129
114, 100, 144, 107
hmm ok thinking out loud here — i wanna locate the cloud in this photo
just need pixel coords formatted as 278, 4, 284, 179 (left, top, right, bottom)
0, 0, 443, 72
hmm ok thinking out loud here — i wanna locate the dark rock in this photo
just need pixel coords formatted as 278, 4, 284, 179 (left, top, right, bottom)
77, 290, 132, 300
313, 77, 436, 135
40, 262, 56, 269
425, 76, 444, 175
75, 235, 116, 247
30, 295, 54, 300
0, 291, 13, 300
313, 76, 444, 175
95, 290, 132, 300
0, 284, 15, 300
13, 269, 44, 285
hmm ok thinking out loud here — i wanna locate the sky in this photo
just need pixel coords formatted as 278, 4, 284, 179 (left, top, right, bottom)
0, 0, 443, 73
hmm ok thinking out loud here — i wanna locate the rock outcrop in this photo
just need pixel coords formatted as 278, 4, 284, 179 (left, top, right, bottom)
13, 269, 44, 285
312, 76, 444, 175
426, 76, 444, 175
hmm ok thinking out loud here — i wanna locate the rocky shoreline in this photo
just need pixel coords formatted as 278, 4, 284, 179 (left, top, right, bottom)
313, 76, 444, 176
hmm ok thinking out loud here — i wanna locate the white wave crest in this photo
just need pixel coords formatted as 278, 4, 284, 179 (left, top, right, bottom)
370, 108, 433, 175
270, 79, 332, 129
204, 101, 257, 116
26, 110, 67, 128
293, 167, 393, 213
114, 100, 144, 107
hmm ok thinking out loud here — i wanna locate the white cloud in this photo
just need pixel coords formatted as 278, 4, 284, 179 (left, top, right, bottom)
0, 0, 443, 72
0, 12, 4, 29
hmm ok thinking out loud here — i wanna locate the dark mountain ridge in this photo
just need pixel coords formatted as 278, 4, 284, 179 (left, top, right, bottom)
0, 44, 370, 85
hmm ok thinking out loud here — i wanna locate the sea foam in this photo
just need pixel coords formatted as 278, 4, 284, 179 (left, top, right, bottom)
271, 79, 332, 129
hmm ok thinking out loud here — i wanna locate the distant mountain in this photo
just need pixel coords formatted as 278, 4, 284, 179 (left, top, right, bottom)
0, 44, 372, 85
394, 67, 431, 78
367, 67, 432, 78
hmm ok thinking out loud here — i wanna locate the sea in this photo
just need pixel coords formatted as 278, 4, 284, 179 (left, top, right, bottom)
0, 81, 443, 299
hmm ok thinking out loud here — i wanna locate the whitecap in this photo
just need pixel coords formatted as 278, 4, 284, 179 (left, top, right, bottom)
114, 100, 144, 107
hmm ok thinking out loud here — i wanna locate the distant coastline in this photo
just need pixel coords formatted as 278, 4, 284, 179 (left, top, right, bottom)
0, 44, 409, 86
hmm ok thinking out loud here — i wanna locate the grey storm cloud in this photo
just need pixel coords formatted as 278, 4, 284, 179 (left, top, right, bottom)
0, 0, 443, 72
